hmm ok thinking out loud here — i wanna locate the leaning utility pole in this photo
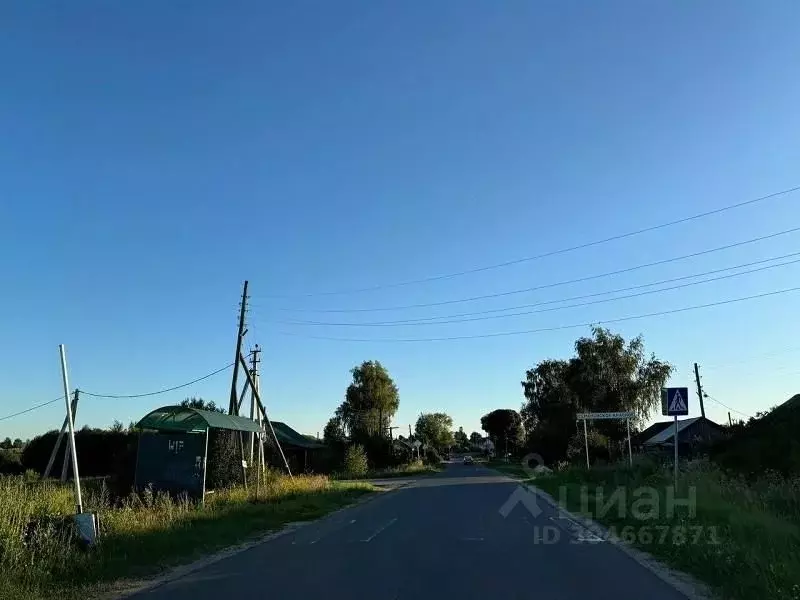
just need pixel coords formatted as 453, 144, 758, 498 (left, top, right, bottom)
694, 362, 706, 419
226, 281, 250, 488
229, 280, 249, 415
44, 389, 79, 479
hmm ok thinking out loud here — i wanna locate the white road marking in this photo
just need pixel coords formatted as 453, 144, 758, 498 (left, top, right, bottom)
350, 519, 357, 524
459, 537, 484, 541
361, 517, 398, 542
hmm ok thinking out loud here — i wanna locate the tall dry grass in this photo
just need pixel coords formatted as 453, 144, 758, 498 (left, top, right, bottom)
0, 471, 373, 600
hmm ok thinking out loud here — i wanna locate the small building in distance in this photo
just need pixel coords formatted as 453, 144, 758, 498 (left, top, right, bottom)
637, 416, 727, 454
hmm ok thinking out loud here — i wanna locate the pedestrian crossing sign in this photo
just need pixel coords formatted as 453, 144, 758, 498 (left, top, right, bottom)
664, 387, 689, 416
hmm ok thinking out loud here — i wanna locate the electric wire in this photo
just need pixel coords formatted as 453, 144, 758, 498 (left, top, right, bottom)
274, 254, 800, 327
258, 185, 800, 298
276, 285, 800, 342
0, 397, 64, 422
272, 225, 800, 313
80, 363, 234, 399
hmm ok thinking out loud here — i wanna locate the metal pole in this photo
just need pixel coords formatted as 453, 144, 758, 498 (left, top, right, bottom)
45, 390, 78, 478
583, 418, 589, 469
255, 431, 261, 502
202, 427, 209, 507
59, 345, 83, 514
673, 415, 679, 489
626, 418, 633, 467
61, 390, 80, 482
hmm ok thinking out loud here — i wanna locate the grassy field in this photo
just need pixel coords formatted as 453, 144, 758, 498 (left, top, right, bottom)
0, 471, 375, 600
493, 458, 800, 600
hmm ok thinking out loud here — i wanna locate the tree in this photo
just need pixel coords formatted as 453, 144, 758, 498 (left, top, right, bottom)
343, 444, 368, 477
480, 409, 524, 456
110, 420, 125, 433
520, 359, 575, 463
565, 327, 672, 444
12, 438, 23, 448
338, 361, 399, 441
323, 416, 347, 445
415, 413, 454, 452
469, 431, 483, 445
181, 397, 224, 413
453, 427, 469, 451
520, 327, 673, 464
0, 438, 12, 450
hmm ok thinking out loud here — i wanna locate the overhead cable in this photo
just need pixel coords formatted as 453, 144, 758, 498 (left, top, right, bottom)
275, 254, 800, 327
258, 185, 800, 298
275, 225, 800, 313
81, 363, 234, 399
276, 285, 800, 342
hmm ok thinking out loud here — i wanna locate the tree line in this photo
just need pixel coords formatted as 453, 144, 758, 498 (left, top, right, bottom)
480, 327, 672, 465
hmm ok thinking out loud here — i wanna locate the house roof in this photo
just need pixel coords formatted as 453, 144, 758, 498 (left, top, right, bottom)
643, 417, 723, 445
633, 421, 673, 445
136, 405, 262, 434
271, 421, 326, 449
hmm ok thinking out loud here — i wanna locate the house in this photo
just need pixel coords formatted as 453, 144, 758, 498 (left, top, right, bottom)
640, 417, 726, 452
267, 421, 327, 473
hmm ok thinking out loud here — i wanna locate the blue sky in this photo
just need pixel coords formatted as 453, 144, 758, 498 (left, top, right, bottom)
2, 1, 800, 440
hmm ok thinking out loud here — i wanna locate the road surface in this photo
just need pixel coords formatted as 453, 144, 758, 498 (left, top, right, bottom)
132, 462, 688, 599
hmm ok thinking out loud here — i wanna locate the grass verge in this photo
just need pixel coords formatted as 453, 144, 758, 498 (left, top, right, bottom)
492, 458, 800, 600
0, 472, 375, 600
333, 459, 441, 480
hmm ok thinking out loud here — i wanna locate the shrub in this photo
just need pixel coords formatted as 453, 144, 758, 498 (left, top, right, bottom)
343, 444, 368, 477
424, 447, 442, 465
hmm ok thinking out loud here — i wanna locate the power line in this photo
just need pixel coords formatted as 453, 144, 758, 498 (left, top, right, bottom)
81, 363, 234, 399
277, 285, 800, 342
701, 346, 800, 370
703, 394, 751, 419
273, 225, 800, 313
274, 254, 800, 327
0, 396, 64, 422
258, 185, 800, 299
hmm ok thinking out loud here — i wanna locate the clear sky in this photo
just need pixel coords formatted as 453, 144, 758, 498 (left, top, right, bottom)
2, 1, 800, 441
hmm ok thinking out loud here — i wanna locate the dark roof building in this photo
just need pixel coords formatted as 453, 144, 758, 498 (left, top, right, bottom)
640, 416, 726, 448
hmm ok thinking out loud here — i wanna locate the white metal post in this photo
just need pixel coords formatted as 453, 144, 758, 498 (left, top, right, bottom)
673, 415, 679, 489
202, 427, 210, 506
248, 368, 256, 463
59, 344, 83, 514
583, 418, 589, 469
626, 418, 633, 466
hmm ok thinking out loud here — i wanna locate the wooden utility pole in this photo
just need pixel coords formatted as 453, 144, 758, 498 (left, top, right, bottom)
728, 412, 733, 427
388, 426, 399, 440
239, 352, 293, 477
229, 280, 249, 415
248, 345, 261, 462
694, 363, 706, 418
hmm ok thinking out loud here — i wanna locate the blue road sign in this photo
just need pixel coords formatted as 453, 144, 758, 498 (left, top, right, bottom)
664, 387, 689, 416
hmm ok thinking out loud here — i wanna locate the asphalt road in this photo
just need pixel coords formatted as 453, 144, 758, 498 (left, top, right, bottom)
132, 462, 688, 600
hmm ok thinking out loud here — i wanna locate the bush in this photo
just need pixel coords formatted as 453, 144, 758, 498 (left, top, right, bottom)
343, 444, 368, 477
424, 447, 442, 465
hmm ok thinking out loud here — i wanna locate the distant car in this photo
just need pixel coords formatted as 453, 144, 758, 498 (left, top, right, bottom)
463, 455, 474, 465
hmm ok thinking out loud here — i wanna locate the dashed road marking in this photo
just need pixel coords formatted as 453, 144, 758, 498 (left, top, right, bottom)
361, 517, 398, 543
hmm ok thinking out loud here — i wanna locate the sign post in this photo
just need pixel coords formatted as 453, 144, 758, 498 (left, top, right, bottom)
663, 387, 689, 489
576, 411, 636, 469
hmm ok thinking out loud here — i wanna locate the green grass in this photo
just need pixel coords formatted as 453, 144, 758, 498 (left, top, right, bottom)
0, 471, 375, 600
493, 458, 800, 600
333, 459, 441, 480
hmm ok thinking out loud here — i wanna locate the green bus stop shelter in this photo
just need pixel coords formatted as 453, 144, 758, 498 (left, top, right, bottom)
134, 405, 262, 501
